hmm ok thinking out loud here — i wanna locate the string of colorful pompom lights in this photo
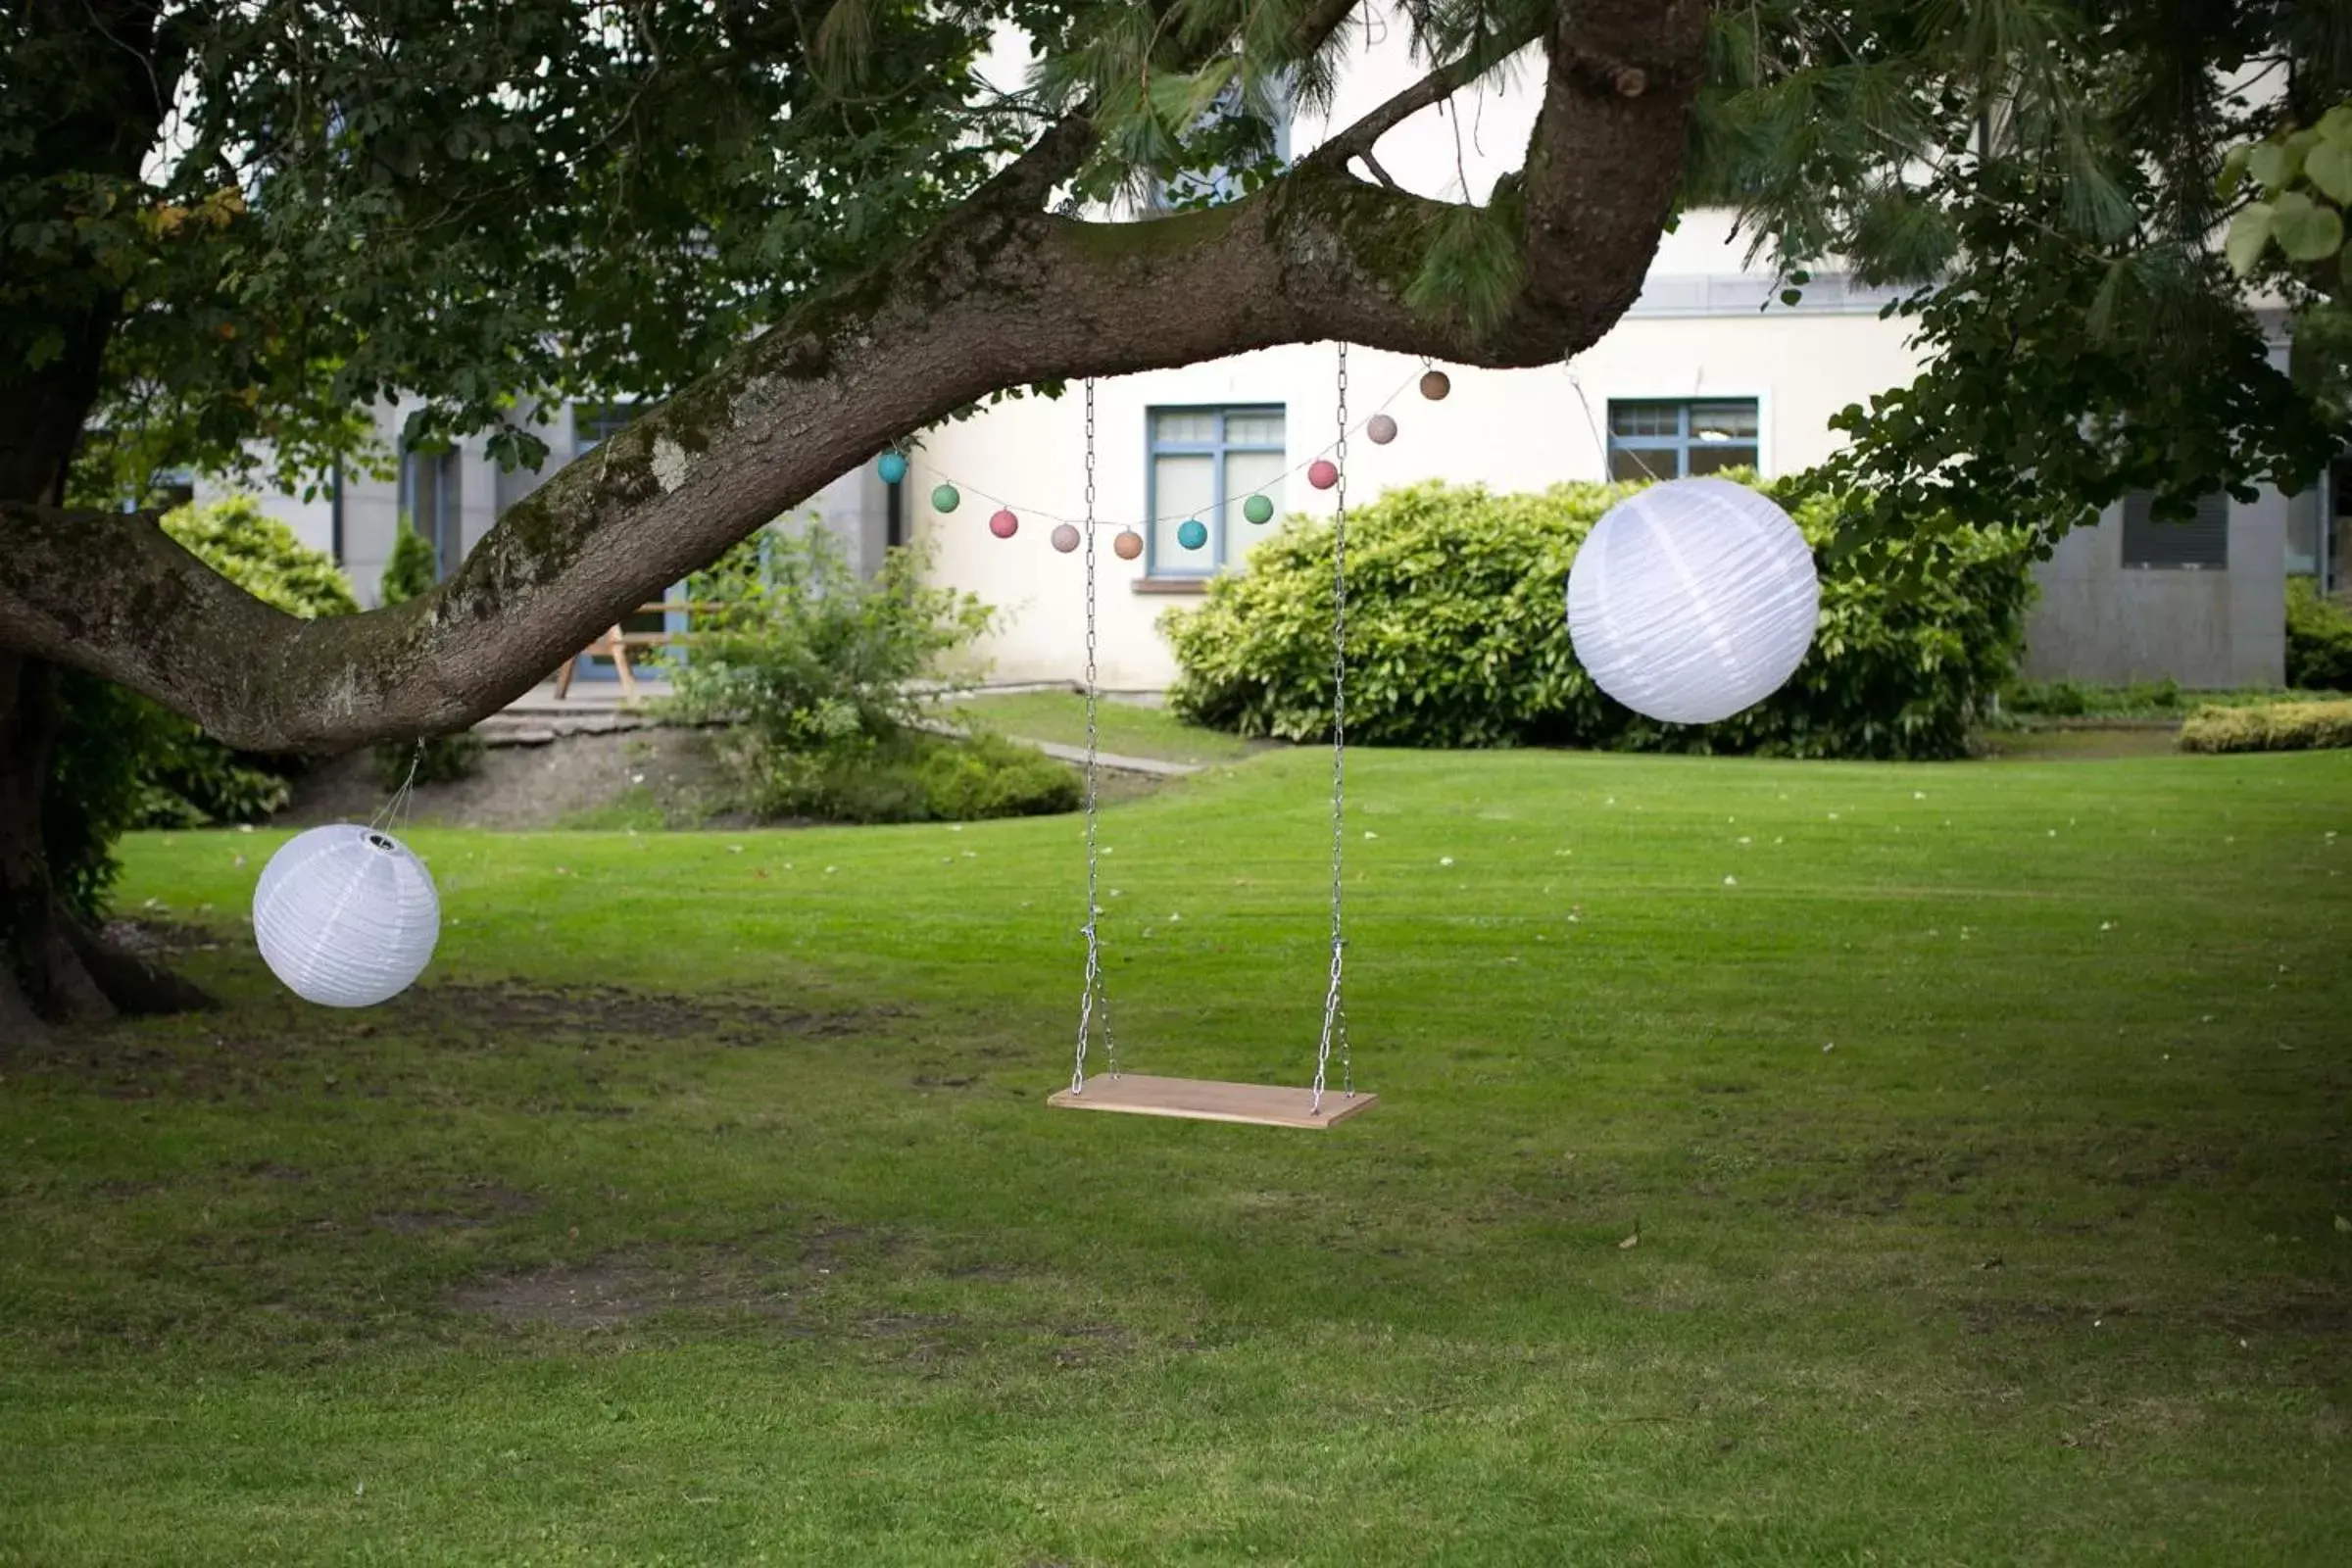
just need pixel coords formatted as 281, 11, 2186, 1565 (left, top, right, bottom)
868, 366, 1450, 556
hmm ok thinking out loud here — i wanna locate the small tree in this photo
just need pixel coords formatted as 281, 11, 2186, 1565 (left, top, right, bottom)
374, 521, 483, 790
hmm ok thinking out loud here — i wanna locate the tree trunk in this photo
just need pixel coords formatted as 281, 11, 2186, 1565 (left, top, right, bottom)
0, 654, 215, 1045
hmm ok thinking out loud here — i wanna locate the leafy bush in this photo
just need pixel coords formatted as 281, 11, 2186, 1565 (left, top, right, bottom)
131, 497, 361, 827
373, 519, 485, 789
164, 495, 361, 618
2180, 699, 2352, 753
2286, 578, 2352, 692
662, 524, 1041, 821
1164, 479, 2038, 760
47, 670, 185, 925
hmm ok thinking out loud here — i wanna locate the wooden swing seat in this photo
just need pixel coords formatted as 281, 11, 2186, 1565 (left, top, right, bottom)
1048, 1073, 1378, 1130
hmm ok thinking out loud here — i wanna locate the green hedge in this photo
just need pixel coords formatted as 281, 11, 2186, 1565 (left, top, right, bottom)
1164, 479, 2037, 760
2286, 578, 2352, 691
2179, 699, 2352, 753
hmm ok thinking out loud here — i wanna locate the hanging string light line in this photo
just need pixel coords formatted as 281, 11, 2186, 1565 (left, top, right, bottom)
880, 366, 1433, 536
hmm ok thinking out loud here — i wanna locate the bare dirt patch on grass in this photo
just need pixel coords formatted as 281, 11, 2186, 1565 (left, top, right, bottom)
374, 979, 879, 1048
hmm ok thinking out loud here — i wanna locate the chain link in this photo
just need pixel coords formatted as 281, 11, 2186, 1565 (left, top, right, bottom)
1312, 345, 1352, 1112
1072, 378, 1117, 1093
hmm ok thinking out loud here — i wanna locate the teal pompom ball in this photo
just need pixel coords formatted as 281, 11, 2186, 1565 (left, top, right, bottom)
876, 452, 908, 484
1177, 518, 1208, 551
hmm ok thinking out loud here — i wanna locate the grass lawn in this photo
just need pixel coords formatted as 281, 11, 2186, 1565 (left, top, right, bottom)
947, 689, 1266, 765
4, 746, 2349, 1565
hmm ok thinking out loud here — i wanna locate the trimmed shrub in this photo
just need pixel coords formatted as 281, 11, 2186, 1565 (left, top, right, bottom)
2286, 578, 2352, 691
132, 497, 361, 827
725, 729, 1079, 823
2179, 700, 2352, 753
1164, 479, 2037, 760
373, 519, 484, 789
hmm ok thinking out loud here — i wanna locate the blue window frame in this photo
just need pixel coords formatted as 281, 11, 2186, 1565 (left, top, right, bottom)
1606, 399, 1760, 481
1146, 406, 1288, 577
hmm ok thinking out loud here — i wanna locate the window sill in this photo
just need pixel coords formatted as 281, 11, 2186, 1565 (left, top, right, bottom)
1132, 576, 1213, 596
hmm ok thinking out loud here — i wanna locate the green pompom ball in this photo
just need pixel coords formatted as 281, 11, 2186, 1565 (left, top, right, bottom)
1177, 518, 1208, 551
931, 483, 960, 514
1243, 494, 1274, 525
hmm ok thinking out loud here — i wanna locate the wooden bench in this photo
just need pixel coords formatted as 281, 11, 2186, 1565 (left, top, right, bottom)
552, 601, 704, 699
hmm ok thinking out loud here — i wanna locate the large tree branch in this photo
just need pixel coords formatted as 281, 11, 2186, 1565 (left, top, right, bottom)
0, 0, 1705, 754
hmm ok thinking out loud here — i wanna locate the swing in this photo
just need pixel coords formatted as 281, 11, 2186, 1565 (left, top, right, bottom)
1047, 352, 1378, 1131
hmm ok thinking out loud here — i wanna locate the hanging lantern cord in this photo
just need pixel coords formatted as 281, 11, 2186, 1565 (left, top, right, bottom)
1312, 345, 1353, 1114
1071, 377, 1117, 1096
370, 741, 425, 837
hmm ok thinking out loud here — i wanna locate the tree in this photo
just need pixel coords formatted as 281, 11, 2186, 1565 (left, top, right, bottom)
2, 0, 2346, 1035
374, 520, 483, 789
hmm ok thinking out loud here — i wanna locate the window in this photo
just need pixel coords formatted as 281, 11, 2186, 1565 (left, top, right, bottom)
565, 399, 674, 679
398, 444, 464, 578
1606, 399, 1760, 480
2121, 489, 2229, 570
1147, 406, 1286, 576
1152, 81, 1293, 210
574, 400, 644, 455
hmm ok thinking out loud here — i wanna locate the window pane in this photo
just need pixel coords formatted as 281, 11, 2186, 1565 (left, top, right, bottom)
1153, 410, 1217, 446
1225, 411, 1285, 447
575, 401, 643, 453
1686, 443, 1759, 476
1609, 401, 1681, 437
1690, 401, 1759, 440
1609, 446, 1678, 482
1223, 449, 1287, 564
1152, 454, 1216, 569
2122, 489, 2229, 569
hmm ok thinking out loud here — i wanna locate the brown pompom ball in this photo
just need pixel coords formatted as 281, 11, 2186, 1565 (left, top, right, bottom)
1112, 529, 1145, 561
1419, 369, 1451, 401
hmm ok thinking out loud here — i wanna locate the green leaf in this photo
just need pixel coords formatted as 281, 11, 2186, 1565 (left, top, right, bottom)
2308, 140, 2352, 206
2323, 104, 2352, 143
2271, 190, 2343, 262
2226, 202, 2276, 274
2218, 143, 2251, 200
2249, 140, 2303, 194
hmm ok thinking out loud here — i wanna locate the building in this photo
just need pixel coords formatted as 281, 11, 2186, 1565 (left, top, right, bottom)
208, 8, 2336, 695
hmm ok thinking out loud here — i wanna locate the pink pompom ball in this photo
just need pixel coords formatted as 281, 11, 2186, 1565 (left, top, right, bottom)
1050, 523, 1082, 553
989, 509, 1019, 539
1307, 459, 1340, 491
1366, 414, 1397, 445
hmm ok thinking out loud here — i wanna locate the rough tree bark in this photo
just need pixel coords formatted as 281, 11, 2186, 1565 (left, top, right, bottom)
0, 0, 1707, 1032
0, 0, 215, 1039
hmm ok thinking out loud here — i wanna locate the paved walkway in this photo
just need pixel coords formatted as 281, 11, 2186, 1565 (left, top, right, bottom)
487, 681, 1202, 776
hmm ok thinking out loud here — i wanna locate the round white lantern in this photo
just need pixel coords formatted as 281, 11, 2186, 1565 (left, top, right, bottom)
252, 824, 440, 1006
1566, 477, 1821, 724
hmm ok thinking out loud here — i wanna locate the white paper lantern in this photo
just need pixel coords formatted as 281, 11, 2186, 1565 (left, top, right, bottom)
252, 824, 440, 1006
1566, 477, 1821, 724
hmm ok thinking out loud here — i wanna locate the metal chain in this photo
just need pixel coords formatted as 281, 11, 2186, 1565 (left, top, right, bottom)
1072, 377, 1117, 1093
1312, 345, 1352, 1112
